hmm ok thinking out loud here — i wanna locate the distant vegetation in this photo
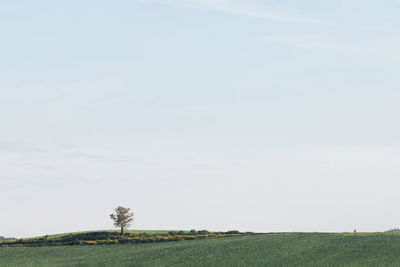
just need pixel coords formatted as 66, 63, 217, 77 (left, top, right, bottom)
0, 236, 14, 241
0, 230, 251, 247
3, 233, 400, 266
386, 228, 400, 232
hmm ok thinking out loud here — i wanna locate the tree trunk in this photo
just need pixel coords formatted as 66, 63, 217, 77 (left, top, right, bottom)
120, 226, 124, 235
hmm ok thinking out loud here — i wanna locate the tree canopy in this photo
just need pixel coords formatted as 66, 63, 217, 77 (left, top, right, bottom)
110, 206, 134, 235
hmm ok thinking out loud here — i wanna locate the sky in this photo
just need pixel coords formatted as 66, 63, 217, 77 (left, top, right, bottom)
1, 0, 400, 237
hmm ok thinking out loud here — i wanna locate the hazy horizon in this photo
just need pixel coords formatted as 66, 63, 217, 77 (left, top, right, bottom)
1, 0, 400, 237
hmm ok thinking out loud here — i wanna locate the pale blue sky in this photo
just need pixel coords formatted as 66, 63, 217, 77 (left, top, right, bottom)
1, 0, 400, 237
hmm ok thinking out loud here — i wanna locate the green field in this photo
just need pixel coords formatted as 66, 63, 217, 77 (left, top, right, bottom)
2, 232, 400, 266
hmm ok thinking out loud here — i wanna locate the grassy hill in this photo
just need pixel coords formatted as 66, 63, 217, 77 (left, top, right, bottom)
0, 230, 246, 247
29, 230, 173, 240
2, 232, 400, 266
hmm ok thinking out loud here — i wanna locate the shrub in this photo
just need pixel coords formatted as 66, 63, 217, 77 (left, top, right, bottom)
226, 230, 240, 235
386, 228, 400, 232
198, 230, 209, 235
84, 241, 98, 245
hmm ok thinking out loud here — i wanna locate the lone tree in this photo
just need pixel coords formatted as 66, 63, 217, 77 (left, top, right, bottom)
110, 206, 134, 235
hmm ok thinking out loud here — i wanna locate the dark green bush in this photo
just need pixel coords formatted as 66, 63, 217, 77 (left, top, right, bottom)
198, 230, 209, 235
226, 230, 240, 235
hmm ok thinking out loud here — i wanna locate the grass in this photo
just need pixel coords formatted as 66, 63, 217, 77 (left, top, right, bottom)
2, 233, 400, 266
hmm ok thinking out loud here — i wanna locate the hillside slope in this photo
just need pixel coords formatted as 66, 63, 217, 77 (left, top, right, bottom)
2, 233, 400, 266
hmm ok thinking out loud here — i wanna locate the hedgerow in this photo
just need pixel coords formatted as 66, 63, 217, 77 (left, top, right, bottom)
0, 230, 254, 247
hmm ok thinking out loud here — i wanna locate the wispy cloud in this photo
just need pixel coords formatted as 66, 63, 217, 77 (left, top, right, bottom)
263, 34, 400, 61
60, 152, 127, 163
140, 0, 329, 24
264, 34, 350, 50
0, 142, 41, 153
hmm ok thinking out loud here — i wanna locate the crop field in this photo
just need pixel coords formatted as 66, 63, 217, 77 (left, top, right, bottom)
2, 233, 400, 266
